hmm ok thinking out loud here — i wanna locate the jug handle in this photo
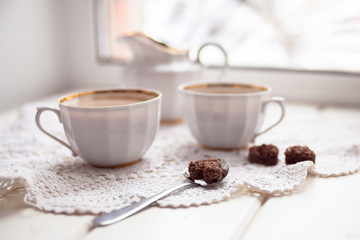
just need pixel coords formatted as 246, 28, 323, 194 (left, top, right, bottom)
195, 43, 229, 81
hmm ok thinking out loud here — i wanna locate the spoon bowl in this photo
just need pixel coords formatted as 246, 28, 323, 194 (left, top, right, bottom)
183, 158, 230, 186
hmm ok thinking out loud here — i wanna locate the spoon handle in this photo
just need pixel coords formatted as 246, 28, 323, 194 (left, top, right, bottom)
93, 181, 194, 226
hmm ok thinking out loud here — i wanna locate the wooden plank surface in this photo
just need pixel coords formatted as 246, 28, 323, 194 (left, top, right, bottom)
242, 174, 360, 240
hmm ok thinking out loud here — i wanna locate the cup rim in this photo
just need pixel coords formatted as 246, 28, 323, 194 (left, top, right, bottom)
58, 88, 162, 110
178, 81, 271, 97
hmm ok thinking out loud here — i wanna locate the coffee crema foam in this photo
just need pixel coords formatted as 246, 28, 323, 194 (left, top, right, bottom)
62, 92, 154, 107
186, 84, 267, 94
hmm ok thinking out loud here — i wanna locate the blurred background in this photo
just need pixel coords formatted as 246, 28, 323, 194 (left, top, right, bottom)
1, 0, 360, 112
98, 0, 360, 71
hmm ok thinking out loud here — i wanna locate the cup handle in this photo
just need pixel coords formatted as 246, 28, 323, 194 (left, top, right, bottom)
35, 107, 77, 157
195, 43, 229, 81
252, 97, 285, 141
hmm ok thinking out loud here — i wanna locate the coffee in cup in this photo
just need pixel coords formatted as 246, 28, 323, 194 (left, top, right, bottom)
35, 89, 162, 167
61, 91, 153, 107
178, 82, 285, 150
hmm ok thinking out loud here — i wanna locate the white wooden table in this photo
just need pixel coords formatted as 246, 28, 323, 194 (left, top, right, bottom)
1, 93, 360, 240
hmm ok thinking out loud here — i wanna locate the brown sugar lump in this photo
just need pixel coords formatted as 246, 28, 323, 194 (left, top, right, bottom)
285, 145, 316, 164
188, 159, 223, 184
248, 144, 279, 166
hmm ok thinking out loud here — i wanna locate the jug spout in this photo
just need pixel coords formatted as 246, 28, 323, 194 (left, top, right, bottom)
119, 32, 188, 63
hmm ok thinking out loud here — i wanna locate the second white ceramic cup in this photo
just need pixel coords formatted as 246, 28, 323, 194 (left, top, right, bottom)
178, 82, 285, 150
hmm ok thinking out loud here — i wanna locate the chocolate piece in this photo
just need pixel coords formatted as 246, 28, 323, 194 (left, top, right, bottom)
188, 159, 223, 184
285, 145, 316, 164
248, 144, 279, 166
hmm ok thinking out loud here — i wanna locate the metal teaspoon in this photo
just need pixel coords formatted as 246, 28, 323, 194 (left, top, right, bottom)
93, 159, 230, 227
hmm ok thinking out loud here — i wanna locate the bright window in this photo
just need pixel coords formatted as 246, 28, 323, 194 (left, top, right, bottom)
96, 0, 360, 72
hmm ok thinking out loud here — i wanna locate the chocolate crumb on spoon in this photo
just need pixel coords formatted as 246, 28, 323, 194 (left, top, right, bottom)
93, 158, 230, 226
186, 158, 229, 184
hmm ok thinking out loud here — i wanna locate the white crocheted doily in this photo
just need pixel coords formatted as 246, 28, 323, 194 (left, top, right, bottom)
0, 104, 359, 214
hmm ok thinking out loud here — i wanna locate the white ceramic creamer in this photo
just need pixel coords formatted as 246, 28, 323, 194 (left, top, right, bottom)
120, 32, 228, 123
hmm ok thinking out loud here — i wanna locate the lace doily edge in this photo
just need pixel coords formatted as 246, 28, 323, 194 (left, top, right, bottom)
241, 162, 315, 195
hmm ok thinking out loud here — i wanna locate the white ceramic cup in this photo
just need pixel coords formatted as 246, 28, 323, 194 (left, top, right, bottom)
35, 89, 162, 167
178, 82, 285, 150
